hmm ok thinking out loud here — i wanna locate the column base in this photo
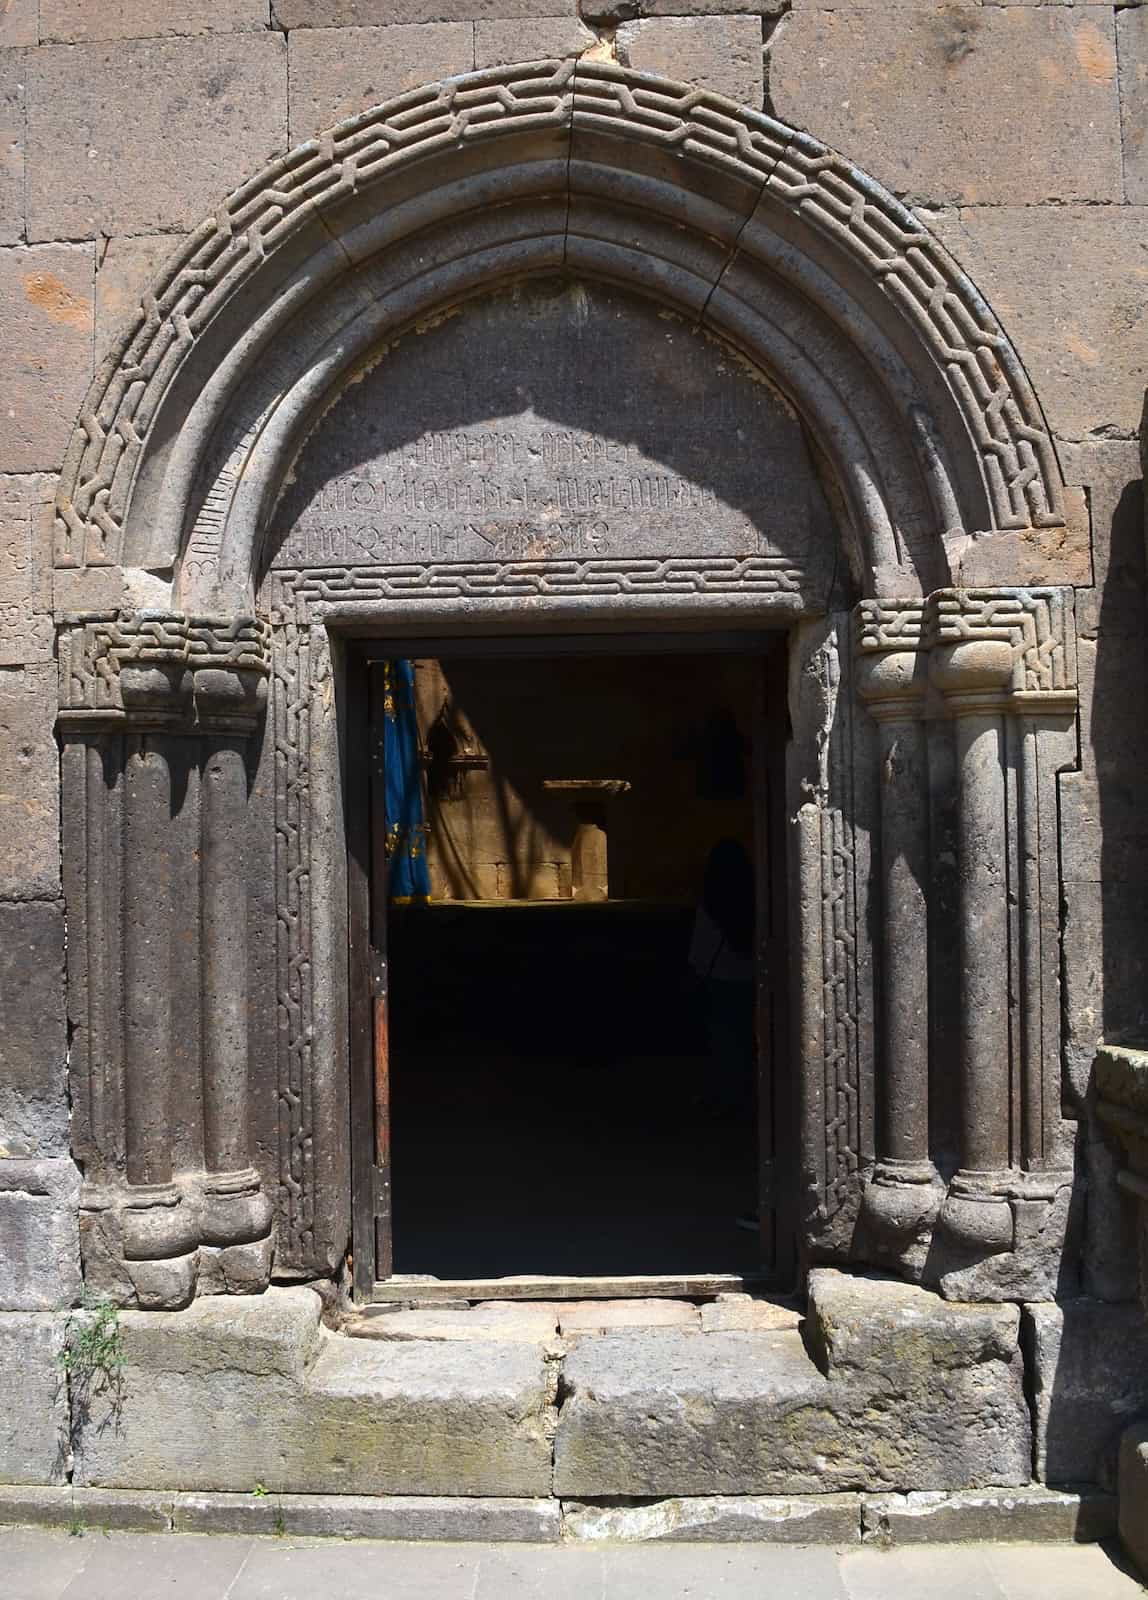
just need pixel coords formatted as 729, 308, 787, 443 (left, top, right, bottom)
861, 1163, 944, 1278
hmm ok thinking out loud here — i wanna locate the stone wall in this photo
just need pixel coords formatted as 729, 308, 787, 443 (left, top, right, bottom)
0, 0, 1145, 1313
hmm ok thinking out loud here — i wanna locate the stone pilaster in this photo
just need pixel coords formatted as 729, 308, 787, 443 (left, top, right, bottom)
58, 614, 272, 1307
856, 600, 942, 1272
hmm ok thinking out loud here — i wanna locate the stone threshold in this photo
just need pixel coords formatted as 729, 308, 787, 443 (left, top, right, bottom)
0, 1485, 1116, 1546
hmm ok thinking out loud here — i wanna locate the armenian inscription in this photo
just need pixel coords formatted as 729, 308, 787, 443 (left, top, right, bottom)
264, 282, 838, 600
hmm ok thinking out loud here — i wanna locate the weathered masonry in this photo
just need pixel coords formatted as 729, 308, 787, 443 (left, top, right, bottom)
3, 56, 1148, 1541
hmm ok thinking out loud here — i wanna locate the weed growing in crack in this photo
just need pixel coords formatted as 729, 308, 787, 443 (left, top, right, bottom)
59, 1291, 127, 1448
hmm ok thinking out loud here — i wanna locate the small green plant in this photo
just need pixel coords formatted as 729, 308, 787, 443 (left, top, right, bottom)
59, 1292, 126, 1418
273, 1506, 286, 1538
252, 1483, 270, 1498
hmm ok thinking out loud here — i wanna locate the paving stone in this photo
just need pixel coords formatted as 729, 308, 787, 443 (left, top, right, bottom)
0, 902, 67, 1160
0, 1484, 174, 1532
0, 1159, 80, 1311
288, 23, 473, 141
0, 474, 54, 667
564, 1494, 862, 1543
26, 35, 287, 240
475, 16, 594, 69
345, 1300, 560, 1343
74, 1287, 553, 1496
772, 8, 1122, 206
700, 1293, 802, 1333
173, 1491, 560, 1539
0, 52, 24, 247
558, 1298, 701, 1346
617, 16, 763, 106
95, 233, 185, 359
0, 0, 37, 48
1119, 1422, 1148, 1580
925, 206, 1148, 441
1119, 8, 1148, 206
40, 0, 270, 43
0, 1312, 69, 1484
1023, 1300, 1148, 1485
861, 1487, 1117, 1544
0, 244, 94, 473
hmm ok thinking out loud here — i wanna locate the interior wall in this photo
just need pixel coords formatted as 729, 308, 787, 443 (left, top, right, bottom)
413, 654, 756, 902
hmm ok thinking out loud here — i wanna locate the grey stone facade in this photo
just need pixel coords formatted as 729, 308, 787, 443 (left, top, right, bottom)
0, 0, 1145, 1561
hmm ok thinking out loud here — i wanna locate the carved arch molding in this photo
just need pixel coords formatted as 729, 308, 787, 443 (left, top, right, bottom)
53, 61, 1079, 1305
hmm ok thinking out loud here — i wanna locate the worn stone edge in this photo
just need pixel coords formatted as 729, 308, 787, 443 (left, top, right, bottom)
0, 1486, 1117, 1543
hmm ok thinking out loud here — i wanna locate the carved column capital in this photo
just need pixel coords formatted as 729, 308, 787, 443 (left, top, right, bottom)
855, 599, 929, 720
59, 611, 271, 730
928, 586, 1078, 716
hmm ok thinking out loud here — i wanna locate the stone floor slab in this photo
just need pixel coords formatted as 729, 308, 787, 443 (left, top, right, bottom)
557, 1299, 700, 1343
0, 1527, 90, 1600
55, 1531, 253, 1600
700, 1293, 803, 1333
0, 1532, 1143, 1600
347, 1303, 561, 1345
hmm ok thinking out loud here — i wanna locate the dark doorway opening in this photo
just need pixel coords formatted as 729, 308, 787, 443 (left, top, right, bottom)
347, 636, 791, 1299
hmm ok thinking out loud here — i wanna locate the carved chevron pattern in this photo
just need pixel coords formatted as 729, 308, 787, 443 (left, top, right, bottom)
54, 60, 1064, 570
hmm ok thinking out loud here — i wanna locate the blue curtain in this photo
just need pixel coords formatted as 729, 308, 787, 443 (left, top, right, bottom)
382, 659, 431, 904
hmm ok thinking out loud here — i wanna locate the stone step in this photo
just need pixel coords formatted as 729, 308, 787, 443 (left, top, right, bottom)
48, 1271, 1032, 1503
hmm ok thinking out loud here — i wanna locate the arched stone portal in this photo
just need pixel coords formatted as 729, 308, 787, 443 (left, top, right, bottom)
53, 60, 1079, 1309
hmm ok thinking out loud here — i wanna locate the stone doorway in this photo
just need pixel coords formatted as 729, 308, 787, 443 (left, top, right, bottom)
348, 635, 794, 1300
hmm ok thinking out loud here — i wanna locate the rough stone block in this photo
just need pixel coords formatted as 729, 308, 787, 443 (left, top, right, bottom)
173, 1491, 560, 1540
1059, 439, 1145, 641
0, 52, 24, 247
808, 1271, 1032, 1491
95, 234, 185, 360
74, 1288, 553, 1496
26, 36, 287, 241
0, 901, 67, 1158
475, 16, 594, 69
1119, 1422, 1148, 1580
941, 517, 1092, 591
564, 1494, 862, 1543
554, 1330, 834, 1497
924, 207, 1148, 441
40, 0, 271, 43
1024, 1300, 1148, 1485
0, 0, 37, 47
555, 1276, 1031, 1499
617, 17, 763, 107
772, 9, 1121, 206
1120, 9, 1148, 207
275, 0, 546, 23
936, 1183, 1077, 1304
641, 0, 782, 12
0, 244, 94, 472
288, 23, 474, 142
1080, 1117, 1140, 1304
861, 1487, 1117, 1545
0, 1484, 174, 1532
0, 475, 54, 667
0, 670, 61, 902
0, 1160, 80, 1311
0, 1313, 69, 1484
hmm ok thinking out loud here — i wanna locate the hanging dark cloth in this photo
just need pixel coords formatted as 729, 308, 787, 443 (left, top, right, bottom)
382, 659, 431, 904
